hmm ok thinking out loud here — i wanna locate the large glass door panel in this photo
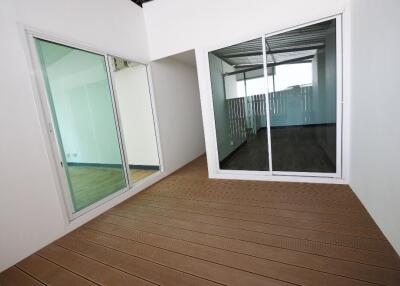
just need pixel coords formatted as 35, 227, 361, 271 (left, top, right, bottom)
265, 19, 338, 173
35, 39, 127, 212
209, 38, 270, 171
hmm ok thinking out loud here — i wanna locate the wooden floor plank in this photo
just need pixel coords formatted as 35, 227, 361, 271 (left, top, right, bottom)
121, 197, 391, 251
109, 205, 400, 269
73, 227, 292, 286
147, 177, 360, 205
17, 254, 96, 286
56, 234, 222, 286
140, 192, 376, 227
87, 218, 381, 286
107, 207, 400, 284
2, 155, 400, 286
131, 194, 378, 233
38, 244, 155, 286
0, 266, 45, 286
147, 187, 368, 216
114, 204, 384, 245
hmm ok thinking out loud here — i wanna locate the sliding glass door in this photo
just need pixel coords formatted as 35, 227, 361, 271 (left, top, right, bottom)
208, 16, 341, 178
33, 38, 161, 216
35, 39, 127, 212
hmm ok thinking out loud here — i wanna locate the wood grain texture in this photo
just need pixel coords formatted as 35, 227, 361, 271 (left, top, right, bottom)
17, 254, 96, 286
1, 155, 399, 285
0, 267, 44, 286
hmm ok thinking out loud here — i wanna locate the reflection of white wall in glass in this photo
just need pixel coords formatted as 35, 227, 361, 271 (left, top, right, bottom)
41, 44, 122, 165
222, 61, 238, 100
113, 65, 160, 166
209, 53, 246, 160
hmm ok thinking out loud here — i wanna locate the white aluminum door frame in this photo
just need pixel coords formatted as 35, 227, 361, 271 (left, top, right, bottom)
203, 14, 343, 182
24, 28, 164, 220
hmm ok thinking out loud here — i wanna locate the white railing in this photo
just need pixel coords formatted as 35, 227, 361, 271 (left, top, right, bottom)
226, 97, 246, 141
226, 85, 313, 138
270, 85, 313, 126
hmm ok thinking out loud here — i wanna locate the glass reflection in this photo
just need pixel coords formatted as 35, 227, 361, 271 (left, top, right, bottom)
209, 38, 270, 171
35, 39, 127, 211
109, 56, 160, 183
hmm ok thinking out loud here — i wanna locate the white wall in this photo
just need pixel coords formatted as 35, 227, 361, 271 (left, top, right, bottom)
350, 0, 400, 254
0, 0, 150, 272
144, 0, 350, 183
149, 55, 205, 174
143, 0, 347, 60
113, 65, 160, 167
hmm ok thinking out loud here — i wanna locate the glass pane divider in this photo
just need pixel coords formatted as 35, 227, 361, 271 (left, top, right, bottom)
262, 35, 274, 173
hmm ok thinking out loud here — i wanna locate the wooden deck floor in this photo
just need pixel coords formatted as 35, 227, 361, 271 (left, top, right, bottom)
1, 156, 400, 286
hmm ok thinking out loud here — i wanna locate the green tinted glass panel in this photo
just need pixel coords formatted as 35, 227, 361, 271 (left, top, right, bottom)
35, 39, 127, 212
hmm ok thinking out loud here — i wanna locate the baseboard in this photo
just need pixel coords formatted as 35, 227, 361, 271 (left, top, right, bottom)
67, 162, 122, 168
129, 164, 160, 171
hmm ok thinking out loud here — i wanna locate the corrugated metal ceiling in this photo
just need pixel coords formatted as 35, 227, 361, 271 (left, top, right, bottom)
212, 19, 335, 70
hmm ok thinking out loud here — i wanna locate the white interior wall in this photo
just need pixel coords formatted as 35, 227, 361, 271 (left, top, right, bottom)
149, 55, 205, 174
113, 65, 160, 167
143, 0, 347, 60
0, 0, 150, 272
144, 0, 350, 183
350, 0, 400, 254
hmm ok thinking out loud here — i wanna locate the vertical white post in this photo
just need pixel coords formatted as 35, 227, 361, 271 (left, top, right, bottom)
262, 35, 274, 174
336, 15, 343, 178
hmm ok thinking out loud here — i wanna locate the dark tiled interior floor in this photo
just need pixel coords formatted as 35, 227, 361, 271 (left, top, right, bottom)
220, 125, 336, 173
